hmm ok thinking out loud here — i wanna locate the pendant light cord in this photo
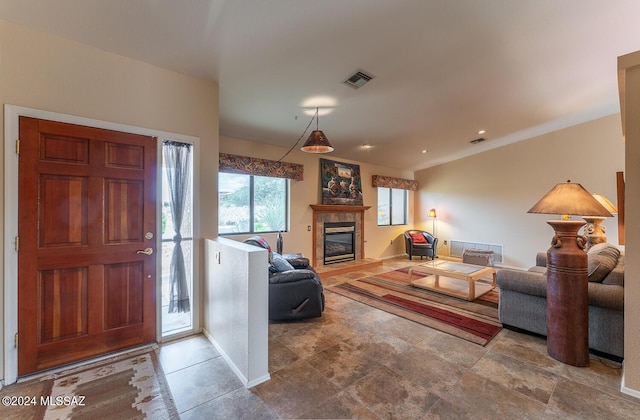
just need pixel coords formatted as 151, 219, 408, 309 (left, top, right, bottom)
274, 108, 318, 163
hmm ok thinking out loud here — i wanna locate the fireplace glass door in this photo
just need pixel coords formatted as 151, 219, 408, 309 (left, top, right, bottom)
324, 222, 356, 264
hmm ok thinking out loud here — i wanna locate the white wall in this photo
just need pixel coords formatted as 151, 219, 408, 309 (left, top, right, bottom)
204, 238, 269, 387
415, 114, 625, 268
0, 20, 219, 382
220, 136, 416, 260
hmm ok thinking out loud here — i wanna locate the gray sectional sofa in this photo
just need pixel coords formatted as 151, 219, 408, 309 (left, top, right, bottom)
496, 243, 624, 359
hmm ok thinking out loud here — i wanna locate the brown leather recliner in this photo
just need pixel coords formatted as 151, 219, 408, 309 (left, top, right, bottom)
244, 236, 325, 321
404, 230, 438, 260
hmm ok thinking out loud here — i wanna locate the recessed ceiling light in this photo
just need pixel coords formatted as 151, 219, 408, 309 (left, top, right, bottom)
361, 143, 373, 149
301, 96, 337, 116
478, 129, 486, 135
421, 149, 428, 154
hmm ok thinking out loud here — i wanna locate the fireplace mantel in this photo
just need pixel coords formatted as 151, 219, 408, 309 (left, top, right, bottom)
310, 204, 371, 267
310, 204, 371, 212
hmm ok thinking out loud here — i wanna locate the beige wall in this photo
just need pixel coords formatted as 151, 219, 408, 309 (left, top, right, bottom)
415, 114, 625, 268
619, 51, 640, 395
415, 111, 640, 395
219, 136, 415, 260
0, 21, 219, 380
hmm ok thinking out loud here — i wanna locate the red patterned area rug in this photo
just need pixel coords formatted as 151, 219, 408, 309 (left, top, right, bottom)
328, 267, 501, 346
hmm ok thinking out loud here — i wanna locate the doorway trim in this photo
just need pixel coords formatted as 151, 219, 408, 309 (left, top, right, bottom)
3, 105, 200, 384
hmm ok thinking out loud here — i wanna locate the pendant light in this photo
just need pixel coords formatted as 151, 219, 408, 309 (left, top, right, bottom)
301, 107, 334, 153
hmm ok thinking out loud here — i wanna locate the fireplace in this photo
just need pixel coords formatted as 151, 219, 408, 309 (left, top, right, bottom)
310, 204, 370, 267
324, 222, 356, 264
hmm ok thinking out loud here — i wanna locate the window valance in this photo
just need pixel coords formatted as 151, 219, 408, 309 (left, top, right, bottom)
219, 153, 304, 181
371, 175, 418, 191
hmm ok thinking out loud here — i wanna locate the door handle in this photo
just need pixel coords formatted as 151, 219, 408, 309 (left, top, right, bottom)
136, 247, 154, 255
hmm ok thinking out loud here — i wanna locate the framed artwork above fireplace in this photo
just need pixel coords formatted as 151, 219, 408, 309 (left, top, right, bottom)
320, 158, 363, 206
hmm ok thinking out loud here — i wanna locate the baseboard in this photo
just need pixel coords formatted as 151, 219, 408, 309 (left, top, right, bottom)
621, 372, 640, 399
202, 329, 270, 389
247, 373, 271, 388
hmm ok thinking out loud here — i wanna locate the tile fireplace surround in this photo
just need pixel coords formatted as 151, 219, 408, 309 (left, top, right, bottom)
310, 204, 371, 267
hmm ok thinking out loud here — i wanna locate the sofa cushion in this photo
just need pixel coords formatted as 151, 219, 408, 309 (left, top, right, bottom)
588, 242, 618, 255
271, 252, 295, 272
410, 233, 427, 243
496, 269, 547, 298
587, 244, 620, 283
284, 255, 311, 269
602, 254, 624, 286
587, 282, 625, 310
269, 269, 317, 284
528, 266, 547, 275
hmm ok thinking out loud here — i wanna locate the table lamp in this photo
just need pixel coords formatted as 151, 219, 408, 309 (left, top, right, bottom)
527, 181, 613, 366
583, 194, 618, 249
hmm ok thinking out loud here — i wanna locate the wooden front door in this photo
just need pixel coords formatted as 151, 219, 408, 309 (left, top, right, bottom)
17, 117, 157, 376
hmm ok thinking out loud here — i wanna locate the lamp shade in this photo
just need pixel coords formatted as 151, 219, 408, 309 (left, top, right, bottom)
527, 181, 613, 217
428, 208, 437, 218
301, 130, 334, 153
592, 193, 618, 215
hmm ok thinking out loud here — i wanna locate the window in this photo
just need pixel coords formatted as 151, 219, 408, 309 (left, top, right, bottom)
219, 173, 288, 234
377, 187, 407, 225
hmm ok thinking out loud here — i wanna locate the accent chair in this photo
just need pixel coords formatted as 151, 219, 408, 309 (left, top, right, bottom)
404, 230, 438, 260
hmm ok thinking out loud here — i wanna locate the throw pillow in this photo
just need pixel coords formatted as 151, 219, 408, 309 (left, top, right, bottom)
271, 252, 295, 272
245, 236, 273, 263
410, 233, 427, 243
587, 244, 620, 283
587, 242, 613, 255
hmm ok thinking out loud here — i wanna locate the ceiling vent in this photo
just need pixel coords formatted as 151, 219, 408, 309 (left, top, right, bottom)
342, 69, 375, 89
470, 137, 486, 144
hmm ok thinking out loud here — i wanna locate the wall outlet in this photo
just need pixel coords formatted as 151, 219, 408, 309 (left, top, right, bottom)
443, 240, 448, 245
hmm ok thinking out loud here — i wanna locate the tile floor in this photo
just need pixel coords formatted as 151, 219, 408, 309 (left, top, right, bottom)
159, 257, 640, 419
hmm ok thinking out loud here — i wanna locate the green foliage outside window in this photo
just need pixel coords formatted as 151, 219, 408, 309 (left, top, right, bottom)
219, 173, 288, 234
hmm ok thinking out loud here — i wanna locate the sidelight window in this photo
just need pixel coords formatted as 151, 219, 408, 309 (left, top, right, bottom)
161, 140, 194, 336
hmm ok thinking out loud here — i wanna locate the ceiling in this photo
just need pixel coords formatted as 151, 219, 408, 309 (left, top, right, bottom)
1, 0, 639, 171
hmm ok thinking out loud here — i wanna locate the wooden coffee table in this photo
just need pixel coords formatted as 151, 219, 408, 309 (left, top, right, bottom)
408, 260, 496, 301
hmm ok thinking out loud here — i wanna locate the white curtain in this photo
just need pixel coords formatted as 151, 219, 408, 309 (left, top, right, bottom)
164, 141, 191, 313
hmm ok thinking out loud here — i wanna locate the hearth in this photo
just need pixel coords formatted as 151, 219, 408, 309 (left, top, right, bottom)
324, 222, 356, 264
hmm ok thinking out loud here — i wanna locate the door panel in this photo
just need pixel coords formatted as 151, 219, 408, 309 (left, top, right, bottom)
18, 117, 157, 376
105, 179, 144, 243
38, 267, 88, 343
104, 262, 144, 329
39, 175, 88, 247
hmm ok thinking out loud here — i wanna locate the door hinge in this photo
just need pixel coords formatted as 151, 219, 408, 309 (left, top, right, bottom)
14, 333, 18, 348
15, 236, 19, 251
16, 139, 20, 155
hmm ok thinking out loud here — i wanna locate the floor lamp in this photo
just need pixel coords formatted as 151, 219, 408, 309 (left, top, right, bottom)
428, 208, 437, 235
528, 181, 613, 366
